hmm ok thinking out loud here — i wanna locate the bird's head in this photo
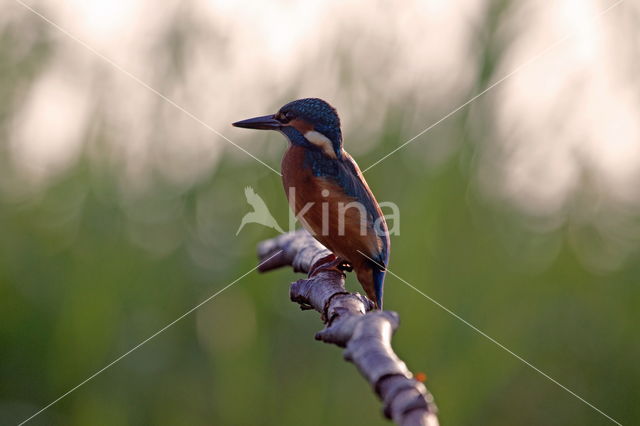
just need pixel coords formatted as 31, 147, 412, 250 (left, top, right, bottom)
233, 98, 343, 159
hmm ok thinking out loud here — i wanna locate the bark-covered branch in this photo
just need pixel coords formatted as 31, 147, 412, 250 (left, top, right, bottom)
257, 230, 439, 426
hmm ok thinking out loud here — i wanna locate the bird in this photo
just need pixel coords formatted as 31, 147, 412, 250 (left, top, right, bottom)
236, 186, 285, 235
233, 98, 389, 309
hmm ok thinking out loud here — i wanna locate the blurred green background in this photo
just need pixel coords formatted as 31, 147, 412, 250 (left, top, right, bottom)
1, 0, 639, 425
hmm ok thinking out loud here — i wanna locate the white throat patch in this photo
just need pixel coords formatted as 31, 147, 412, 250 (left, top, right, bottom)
304, 130, 337, 158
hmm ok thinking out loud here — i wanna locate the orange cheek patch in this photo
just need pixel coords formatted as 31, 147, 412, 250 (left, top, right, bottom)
289, 118, 313, 134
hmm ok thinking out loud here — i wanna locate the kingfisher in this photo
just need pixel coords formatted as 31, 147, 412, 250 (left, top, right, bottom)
233, 98, 389, 309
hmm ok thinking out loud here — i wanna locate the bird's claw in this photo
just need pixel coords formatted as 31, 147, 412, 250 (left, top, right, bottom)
337, 261, 353, 272
309, 254, 351, 277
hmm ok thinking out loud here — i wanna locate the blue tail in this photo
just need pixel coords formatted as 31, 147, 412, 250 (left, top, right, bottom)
372, 268, 385, 309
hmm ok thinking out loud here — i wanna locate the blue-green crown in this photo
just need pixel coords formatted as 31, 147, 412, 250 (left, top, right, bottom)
278, 98, 342, 148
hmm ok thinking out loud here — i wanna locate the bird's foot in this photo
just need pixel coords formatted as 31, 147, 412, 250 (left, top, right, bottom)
309, 255, 351, 277
338, 260, 353, 272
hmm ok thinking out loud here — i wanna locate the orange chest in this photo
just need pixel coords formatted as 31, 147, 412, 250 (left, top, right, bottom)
280, 145, 386, 262
281, 145, 317, 214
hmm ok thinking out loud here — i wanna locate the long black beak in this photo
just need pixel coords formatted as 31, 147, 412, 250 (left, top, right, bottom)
232, 114, 281, 130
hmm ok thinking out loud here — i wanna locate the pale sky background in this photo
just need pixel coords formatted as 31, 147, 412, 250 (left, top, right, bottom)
2, 0, 640, 269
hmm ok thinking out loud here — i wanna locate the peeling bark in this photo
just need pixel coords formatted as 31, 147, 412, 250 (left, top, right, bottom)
258, 230, 439, 426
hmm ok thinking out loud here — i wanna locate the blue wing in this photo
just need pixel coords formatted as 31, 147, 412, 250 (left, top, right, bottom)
304, 149, 389, 268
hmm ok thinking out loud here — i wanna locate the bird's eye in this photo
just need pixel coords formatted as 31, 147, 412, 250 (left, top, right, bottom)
278, 111, 294, 123
276, 110, 295, 124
